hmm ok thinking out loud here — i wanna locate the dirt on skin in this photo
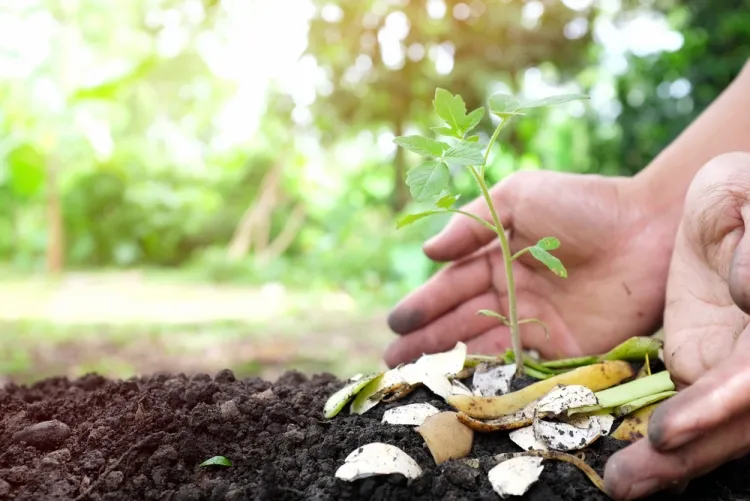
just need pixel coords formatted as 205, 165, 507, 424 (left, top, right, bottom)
0, 369, 748, 501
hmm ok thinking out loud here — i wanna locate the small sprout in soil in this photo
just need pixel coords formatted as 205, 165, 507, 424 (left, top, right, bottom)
395, 88, 588, 378
382, 403, 440, 426
335, 443, 422, 481
471, 362, 516, 396
613, 390, 676, 418
567, 370, 674, 416
323, 372, 381, 418
636, 352, 652, 379
488, 455, 544, 498
416, 411, 474, 465
199, 456, 232, 467
611, 402, 661, 442
448, 361, 634, 419
494, 450, 606, 494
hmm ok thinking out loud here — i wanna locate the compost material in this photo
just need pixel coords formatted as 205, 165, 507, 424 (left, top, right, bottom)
0, 369, 747, 500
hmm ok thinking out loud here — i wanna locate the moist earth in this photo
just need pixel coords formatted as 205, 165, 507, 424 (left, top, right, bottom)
0, 369, 748, 501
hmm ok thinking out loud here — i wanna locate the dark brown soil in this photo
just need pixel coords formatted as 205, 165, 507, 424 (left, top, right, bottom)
0, 368, 748, 501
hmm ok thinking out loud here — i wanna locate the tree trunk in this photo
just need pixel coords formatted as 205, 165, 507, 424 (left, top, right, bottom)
46, 159, 64, 274
391, 121, 409, 212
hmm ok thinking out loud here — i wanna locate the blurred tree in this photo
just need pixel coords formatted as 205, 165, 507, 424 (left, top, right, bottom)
301, 0, 598, 210
615, 0, 750, 174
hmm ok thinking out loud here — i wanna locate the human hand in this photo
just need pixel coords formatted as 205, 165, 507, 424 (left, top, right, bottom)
603, 152, 750, 499
383, 169, 677, 367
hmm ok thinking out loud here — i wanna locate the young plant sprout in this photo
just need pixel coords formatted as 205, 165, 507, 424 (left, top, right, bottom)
394, 88, 589, 378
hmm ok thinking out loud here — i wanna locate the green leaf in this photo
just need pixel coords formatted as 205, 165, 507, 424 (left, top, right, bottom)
200, 456, 232, 467
436, 194, 460, 209
406, 161, 450, 202
431, 126, 458, 137
476, 309, 509, 325
529, 246, 567, 278
518, 93, 590, 110
396, 210, 444, 229
489, 93, 521, 114
433, 88, 467, 134
393, 135, 449, 157
443, 141, 484, 168
466, 135, 480, 142
536, 237, 560, 251
463, 108, 485, 133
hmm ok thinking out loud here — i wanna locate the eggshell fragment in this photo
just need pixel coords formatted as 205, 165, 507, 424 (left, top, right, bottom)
509, 426, 548, 451
533, 416, 602, 451
488, 456, 544, 498
472, 363, 516, 396
535, 384, 598, 417
382, 403, 440, 426
335, 443, 422, 481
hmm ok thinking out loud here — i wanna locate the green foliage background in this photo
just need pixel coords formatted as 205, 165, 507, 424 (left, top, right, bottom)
1, 0, 748, 305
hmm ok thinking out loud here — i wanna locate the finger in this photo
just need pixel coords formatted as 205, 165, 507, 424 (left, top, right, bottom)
648, 328, 750, 452
383, 292, 505, 367
423, 182, 515, 262
465, 317, 558, 357
729, 207, 750, 314
603, 410, 750, 500
387, 251, 496, 334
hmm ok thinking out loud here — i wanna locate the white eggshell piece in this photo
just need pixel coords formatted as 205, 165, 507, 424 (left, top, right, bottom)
509, 426, 549, 451
382, 403, 441, 426
535, 384, 598, 416
533, 416, 602, 451
488, 456, 544, 498
335, 443, 423, 481
472, 363, 516, 396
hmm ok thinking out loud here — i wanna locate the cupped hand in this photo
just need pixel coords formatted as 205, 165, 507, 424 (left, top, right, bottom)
604, 152, 750, 500
383, 169, 676, 368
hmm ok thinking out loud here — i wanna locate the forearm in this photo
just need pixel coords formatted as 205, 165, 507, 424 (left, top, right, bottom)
632, 58, 750, 229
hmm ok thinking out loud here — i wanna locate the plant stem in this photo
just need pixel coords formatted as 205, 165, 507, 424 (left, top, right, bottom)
468, 163, 522, 377
448, 210, 498, 233
481, 119, 507, 177
511, 248, 530, 261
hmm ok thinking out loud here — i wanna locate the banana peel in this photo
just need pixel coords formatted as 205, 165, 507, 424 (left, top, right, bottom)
446, 361, 634, 419
611, 402, 660, 442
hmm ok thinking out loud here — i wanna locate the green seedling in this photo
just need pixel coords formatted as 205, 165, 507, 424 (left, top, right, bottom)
395, 88, 589, 378
199, 455, 233, 467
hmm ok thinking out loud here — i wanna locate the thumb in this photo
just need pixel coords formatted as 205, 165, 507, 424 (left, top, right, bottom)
729, 210, 750, 314
423, 180, 515, 262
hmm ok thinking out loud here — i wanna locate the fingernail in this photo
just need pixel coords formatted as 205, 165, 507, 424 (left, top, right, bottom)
386, 309, 424, 334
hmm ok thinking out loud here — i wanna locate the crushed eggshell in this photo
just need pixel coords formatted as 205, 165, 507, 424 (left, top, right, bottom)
509, 426, 548, 451
533, 416, 602, 451
382, 403, 441, 426
472, 363, 516, 397
335, 443, 422, 481
535, 384, 598, 417
592, 414, 615, 436
450, 379, 474, 397
324, 373, 381, 418
488, 456, 544, 498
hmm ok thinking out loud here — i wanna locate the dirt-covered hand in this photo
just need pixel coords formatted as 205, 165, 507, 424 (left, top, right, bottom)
604, 153, 750, 500
383, 170, 675, 367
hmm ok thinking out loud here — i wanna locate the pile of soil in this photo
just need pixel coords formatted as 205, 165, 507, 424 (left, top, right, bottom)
0, 368, 748, 500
